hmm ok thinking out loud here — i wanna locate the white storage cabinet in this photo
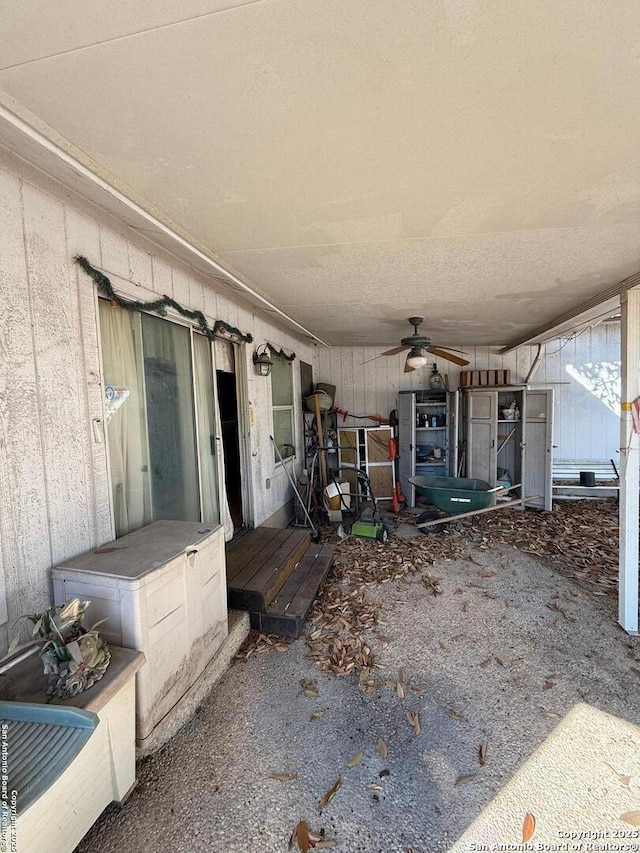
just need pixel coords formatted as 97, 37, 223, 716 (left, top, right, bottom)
52, 520, 227, 747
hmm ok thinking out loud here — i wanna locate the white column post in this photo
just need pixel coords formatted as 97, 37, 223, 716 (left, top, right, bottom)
619, 287, 640, 634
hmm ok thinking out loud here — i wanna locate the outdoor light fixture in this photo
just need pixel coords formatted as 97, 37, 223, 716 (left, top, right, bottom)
405, 347, 428, 369
253, 344, 274, 376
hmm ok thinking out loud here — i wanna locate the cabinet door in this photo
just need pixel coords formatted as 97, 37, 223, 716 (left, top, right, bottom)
398, 393, 416, 506
466, 392, 497, 485
524, 390, 554, 510
467, 420, 496, 485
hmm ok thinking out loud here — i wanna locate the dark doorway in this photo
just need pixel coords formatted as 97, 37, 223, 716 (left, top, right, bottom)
216, 368, 243, 531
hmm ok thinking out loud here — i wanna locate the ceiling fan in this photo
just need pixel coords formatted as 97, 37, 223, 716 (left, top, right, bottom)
367, 317, 470, 373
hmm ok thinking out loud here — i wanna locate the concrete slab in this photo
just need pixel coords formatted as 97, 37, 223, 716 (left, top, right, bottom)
451, 702, 640, 850
77, 545, 640, 853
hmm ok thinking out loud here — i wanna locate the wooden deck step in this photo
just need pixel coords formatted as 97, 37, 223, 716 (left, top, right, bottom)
250, 543, 335, 638
226, 527, 311, 612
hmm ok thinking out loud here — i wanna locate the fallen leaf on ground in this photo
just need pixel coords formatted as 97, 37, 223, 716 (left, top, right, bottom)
319, 777, 342, 809
478, 741, 488, 766
398, 667, 406, 683
271, 772, 298, 781
620, 812, 640, 826
310, 710, 324, 721
378, 738, 388, 759
603, 762, 631, 786
455, 773, 476, 786
368, 782, 383, 790
347, 751, 364, 768
315, 841, 337, 850
630, 667, 640, 678
300, 677, 320, 698
448, 709, 466, 722
522, 812, 536, 842
291, 821, 310, 852
451, 634, 466, 641
478, 570, 495, 578
406, 711, 421, 735
495, 657, 504, 666
396, 681, 405, 699
543, 681, 555, 690
438, 641, 447, 650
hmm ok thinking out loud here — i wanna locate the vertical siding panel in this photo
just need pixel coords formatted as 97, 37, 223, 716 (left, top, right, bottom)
65, 206, 113, 546
22, 183, 92, 564
99, 226, 131, 281
0, 171, 51, 624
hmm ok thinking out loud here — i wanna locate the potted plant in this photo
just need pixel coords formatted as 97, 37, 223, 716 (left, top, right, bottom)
1, 599, 111, 698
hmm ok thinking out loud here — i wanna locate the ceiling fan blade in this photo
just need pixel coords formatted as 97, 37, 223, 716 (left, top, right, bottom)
403, 357, 416, 373
382, 345, 411, 357
428, 346, 470, 367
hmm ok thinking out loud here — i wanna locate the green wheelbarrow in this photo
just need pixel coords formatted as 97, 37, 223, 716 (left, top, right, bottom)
408, 475, 523, 532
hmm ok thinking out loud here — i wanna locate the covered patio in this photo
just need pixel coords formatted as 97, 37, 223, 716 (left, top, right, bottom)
77, 503, 639, 852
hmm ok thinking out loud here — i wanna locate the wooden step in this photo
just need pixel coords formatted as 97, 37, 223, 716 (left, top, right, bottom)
250, 543, 335, 638
226, 527, 311, 612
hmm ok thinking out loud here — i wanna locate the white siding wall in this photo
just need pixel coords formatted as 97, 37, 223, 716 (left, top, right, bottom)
317, 327, 621, 465
0, 146, 315, 654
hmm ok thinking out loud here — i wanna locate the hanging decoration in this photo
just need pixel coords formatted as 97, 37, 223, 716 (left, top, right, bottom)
74, 255, 253, 345
265, 342, 296, 361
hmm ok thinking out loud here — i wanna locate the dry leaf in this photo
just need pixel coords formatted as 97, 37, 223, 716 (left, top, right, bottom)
396, 681, 405, 699
398, 667, 406, 683
316, 841, 337, 850
495, 656, 504, 667
319, 777, 342, 809
522, 812, 536, 842
455, 773, 476, 786
448, 709, 465, 722
479, 657, 492, 668
438, 641, 447, 650
292, 821, 310, 853
603, 761, 631, 787
347, 750, 364, 768
368, 782, 383, 790
451, 633, 466, 641
539, 709, 561, 719
378, 738, 388, 759
271, 772, 298, 781
310, 710, 324, 721
405, 711, 421, 735
478, 569, 495, 578
478, 741, 488, 766
631, 667, 640, 678
543, 681, 554, 691
620, 811, 640, 826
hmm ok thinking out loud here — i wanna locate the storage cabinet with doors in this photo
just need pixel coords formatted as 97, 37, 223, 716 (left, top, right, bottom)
463, 388, 553, 510
337, 426, 396, 502
398, 390, 459, 507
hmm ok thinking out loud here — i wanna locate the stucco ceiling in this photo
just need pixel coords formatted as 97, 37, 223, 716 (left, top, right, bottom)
1, 1, 639, 346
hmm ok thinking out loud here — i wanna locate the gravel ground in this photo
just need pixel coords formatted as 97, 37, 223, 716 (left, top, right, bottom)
78, 532, 640, 853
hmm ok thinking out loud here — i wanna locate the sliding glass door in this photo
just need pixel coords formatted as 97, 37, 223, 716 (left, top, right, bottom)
99, 301, 219, 537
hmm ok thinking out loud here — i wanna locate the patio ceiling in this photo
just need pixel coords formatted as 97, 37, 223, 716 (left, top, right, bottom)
1, 1, 639, 346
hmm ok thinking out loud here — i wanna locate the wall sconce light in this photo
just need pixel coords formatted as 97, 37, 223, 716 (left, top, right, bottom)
253, 344, 273, 377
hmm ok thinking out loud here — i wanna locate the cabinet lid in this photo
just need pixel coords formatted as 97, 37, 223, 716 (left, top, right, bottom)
53, 521, 221, 580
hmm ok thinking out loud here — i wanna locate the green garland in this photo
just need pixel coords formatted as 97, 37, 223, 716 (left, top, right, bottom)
75, 255, 253, 344
266, 342, 296, 361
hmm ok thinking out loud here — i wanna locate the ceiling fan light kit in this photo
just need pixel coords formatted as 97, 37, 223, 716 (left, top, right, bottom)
405, 347, 428, 369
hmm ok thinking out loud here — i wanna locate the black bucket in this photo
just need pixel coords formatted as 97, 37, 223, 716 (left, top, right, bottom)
580, 471, 596, 487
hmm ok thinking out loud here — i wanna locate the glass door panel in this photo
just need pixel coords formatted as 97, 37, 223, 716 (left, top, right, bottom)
141, 313, 200, 522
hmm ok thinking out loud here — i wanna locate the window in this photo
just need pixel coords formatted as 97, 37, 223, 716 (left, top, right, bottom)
271, 355, 296, 462
99, 301, 220, 537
